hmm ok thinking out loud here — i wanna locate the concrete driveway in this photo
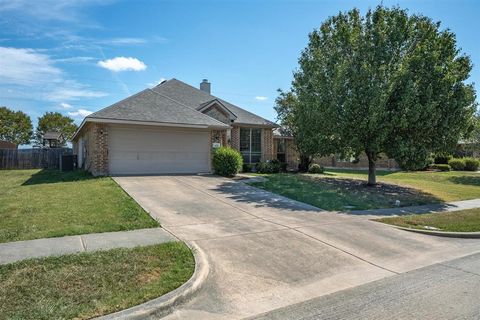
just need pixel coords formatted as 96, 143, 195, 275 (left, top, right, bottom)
114, 175, 480, 320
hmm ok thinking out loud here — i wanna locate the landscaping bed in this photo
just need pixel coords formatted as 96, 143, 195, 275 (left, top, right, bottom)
0, 242, 194, 320
0, 169, 158, 243
248, 170, 480, 211
324, 169, 480, 202
376, 208, 480, 232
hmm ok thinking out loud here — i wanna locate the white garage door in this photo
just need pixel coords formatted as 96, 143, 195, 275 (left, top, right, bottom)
109, 126, 211, 175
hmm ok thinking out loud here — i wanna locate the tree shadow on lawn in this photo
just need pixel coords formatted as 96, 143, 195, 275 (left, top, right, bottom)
211, 175, 444, 215
22, 169, 97, 186
447, 175, 480, 187
305, 176, 443, 213
212, 180, 321, 212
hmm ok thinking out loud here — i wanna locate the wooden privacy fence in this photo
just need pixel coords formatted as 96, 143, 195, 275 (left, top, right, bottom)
0, 148, 72, 170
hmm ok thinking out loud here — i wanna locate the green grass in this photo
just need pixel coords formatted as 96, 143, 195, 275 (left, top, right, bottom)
248, 169, 480, 211
0, 242, 194, 320
376, 208, 480, 232
324, 169, 480, 202
0, 169, 158, 243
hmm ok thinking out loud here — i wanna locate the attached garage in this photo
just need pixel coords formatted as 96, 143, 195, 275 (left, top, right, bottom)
109, 126, 211, 175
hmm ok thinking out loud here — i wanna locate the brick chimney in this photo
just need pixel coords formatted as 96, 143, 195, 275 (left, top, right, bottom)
200, 79, 211, 94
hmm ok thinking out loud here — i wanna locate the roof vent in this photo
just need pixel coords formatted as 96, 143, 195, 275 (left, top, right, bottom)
200, 79, 211, 94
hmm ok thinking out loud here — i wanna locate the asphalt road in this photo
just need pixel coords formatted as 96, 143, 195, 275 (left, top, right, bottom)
249, 252, 480, 320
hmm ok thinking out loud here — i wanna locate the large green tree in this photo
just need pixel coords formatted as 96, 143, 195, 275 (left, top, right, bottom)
275, 90, 317, 171
36, 112, 77, 146
0, 106, 33, 145
287, 6, 476, 185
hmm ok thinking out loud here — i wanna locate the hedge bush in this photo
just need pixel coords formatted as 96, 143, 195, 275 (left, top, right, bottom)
434, 154, 452, 164
448, 158, 466, 171
430, 164, 451, 171
212, 147, 243, 176
464, 158, 480, 171
242, 163, 254, 173
256, 159, 286, 174
308, 163, 324, 174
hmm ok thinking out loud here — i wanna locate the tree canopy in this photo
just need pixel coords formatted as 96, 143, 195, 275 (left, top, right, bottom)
0, 106, 33, 145
281, 6, 477, 184
36, 112, 77, 146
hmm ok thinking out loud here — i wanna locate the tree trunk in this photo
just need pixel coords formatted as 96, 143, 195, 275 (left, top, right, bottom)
366, 152, 377, 186
298, 154, 312, 172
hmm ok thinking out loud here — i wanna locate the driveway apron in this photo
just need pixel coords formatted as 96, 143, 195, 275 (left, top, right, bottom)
114, 175, 480, 320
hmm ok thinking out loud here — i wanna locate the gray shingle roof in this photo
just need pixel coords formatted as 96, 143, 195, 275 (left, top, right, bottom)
152, 79, 276, 126
87, 78, 276, 128
88, 88, 229, 128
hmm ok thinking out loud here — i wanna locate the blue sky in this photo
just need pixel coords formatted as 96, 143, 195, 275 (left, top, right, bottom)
0, 0, 478, 129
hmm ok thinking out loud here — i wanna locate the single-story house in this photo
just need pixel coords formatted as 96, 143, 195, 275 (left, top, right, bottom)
72, 78, 279, 175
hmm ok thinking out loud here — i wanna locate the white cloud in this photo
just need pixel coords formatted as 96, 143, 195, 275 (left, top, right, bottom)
97, 57, 147, 72
0, 46, 106, 102
60, 102, 73, 109
55, 56, 96, 63
147, 78, 166, 87
0, 47, 62, 85
47, 85, 107, 102
68, 108, 93, 117
0, 0, 113, 22
255, 96, 268, 101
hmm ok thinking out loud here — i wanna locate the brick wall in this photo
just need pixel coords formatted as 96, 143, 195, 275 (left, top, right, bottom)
74, 123, 109, 176
204, 106, 230, 124
262, 128, 274, 161
314, 153, 400, 170
231, 126, 240, 150
211, 129, 227, 147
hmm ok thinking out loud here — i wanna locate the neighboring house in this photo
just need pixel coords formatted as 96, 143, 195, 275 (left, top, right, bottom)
273, 128, 400, 170
72, 79, 277, 175
43, 131, 65, 148
0, 140, 17, 149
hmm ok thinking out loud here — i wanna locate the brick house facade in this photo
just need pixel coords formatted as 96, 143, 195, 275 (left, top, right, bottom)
272, 127, 399, 170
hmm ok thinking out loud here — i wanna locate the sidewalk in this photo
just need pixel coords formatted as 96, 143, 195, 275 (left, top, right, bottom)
350, 198, 480, 216
0, 228, 176, 265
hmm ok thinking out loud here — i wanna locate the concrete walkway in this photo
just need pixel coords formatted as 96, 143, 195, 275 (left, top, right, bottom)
350, 198, 480, 217
113, 175, 480, 320
0, 228, 175, 265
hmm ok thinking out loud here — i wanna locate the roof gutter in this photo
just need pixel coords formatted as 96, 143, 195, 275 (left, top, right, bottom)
71, 117, 230, 141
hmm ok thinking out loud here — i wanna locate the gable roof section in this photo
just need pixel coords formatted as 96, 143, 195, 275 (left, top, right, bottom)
197, 99, 237, 121
86, 89, 230, 129
152, 79, 277, 127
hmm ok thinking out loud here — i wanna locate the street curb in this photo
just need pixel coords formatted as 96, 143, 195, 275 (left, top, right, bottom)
393, 226, 480, 239
94, 241, 209, 320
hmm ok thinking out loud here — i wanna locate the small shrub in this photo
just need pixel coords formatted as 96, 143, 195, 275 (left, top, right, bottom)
464, 158, 480, 171
212, 147, 243, 176
308, 163, 324, 174
434, 154, 452, 164
242, 163, 254, 173
430, 164, 451, 171
448, 158, 466, 171
256, 159, 285, 174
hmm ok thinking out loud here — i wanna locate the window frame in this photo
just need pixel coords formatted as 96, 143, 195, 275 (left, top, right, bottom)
239, 128, 262, 164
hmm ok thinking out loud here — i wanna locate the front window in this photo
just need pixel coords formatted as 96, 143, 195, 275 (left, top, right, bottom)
277, 139, 286, 163
240, 128, 262, 163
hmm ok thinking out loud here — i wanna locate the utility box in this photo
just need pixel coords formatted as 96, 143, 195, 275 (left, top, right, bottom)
60, 154, 77, 171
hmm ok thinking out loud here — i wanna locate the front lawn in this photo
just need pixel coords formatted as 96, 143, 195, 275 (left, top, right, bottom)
0, 169, 158, 243
248, 170, 480, 211
376, 208, 480, 232
0, 242, 194, 320
324, 169, 480, 202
